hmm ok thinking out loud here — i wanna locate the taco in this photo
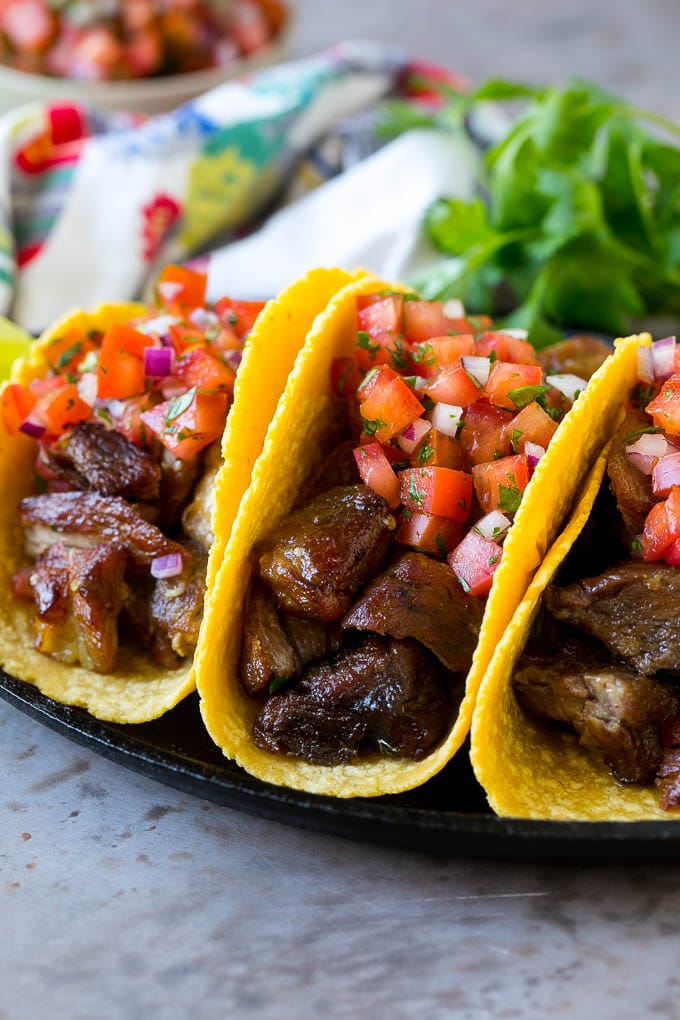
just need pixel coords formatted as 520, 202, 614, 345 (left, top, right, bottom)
470, 332, 680, 821
195, 271, 643, 797
0, 263, 358, 723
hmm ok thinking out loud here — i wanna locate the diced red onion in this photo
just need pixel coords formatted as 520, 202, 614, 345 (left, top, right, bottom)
474, 510, 511, 542
223, 349, 242, 372
144, 345, 175, 378
525, 441, 545, 472
498, 328, 528, 339
545, 373, 588, 402
19, 418, 45, 439
443, 299, 465, 319
157, 281, 183, 303
76, 371, 97, 405
397, 417, 432, 454
652, 451, 680, 496
430, 402, 463, 437
651, 336, 676, 381
189, 307, 219, 329
461, 355, 491, 387
625, 433, 676, 475
150, 552, 183, 579
637, 346, 654, 384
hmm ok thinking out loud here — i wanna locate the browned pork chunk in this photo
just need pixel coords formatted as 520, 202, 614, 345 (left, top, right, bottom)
296, 440, 361, 504
513, 636, 680, 784
254, 486, 395, 621
253, 634, 453, 765
40, 421, 160, 501
538, 334, 612, 380
606, 409, 655, 536
29, 542, 127, 673
546, 562, 680, 675
343, 552, 484, 674
159, 447, 204, 533
240, 578, 297, 695
21, 491, 184, 568
149, 553, 206, 660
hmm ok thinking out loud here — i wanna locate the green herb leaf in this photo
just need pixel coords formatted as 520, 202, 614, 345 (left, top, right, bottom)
507, 384, 550, 409
498, 483, 523, 514
165, 387, 196, 425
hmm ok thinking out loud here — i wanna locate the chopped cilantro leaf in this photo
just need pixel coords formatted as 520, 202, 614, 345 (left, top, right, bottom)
362, 418, 387, 436
510, 427, 523, 453
55, 340, 83, 371
507, 384, 549, 410
498, 484, 522, 513
622, 425, 663, 442
407, 475, 425, 506
357, 331, 379, 358
631, 537, 643, 553
417, 443, 434, 465
165, 387, 196, 425
435, 533, 448, 558
269, 675, 290, 695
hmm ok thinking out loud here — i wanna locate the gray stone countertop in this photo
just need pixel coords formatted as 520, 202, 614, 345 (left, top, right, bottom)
5, 2, 680, 1018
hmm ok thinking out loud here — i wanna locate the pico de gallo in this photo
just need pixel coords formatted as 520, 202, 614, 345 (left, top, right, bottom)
626, 337, 680, 565
0, 0, 287, 81
333, 291, 590, 598
2, 263, 265, 674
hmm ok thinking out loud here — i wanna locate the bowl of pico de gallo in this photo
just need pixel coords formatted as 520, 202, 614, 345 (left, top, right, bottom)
0, 0, 291, 115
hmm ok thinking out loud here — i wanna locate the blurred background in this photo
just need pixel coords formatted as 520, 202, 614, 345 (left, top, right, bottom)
292, 0, 680, 119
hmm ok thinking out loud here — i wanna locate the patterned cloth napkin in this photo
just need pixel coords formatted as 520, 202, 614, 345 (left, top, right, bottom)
0, 40, 472, 333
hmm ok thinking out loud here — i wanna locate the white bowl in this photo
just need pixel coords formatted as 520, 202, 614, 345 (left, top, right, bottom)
0, 19, 292, 116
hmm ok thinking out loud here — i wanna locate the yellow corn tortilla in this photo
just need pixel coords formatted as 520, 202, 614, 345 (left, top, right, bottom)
196, 271, 647, 797
471, 350, 677, 821
0, 266, 359, 724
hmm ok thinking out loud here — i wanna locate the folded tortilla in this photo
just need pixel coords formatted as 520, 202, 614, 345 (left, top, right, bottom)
470, 340, 675, 822
196, 271, 645, 797
0, 267, 359, 724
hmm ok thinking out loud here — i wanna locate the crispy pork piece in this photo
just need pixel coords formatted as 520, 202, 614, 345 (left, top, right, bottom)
149, 552, 207, 660
546, 561, 680, 675
296, 440, 361, 504
253, 634, 453, 765
160, 447, 204, 533
40, 421, 160, 501
513, 636, 680, 784
181, 441, 221, 550
279, 613, 343, 672
255, 485, 395, 622
240, 578, 298, 696
343, 552, 484, 674
29, 542, 127, 673
21, 491, 183, 567
538, 334, 612, 380
605, 409, 655, 537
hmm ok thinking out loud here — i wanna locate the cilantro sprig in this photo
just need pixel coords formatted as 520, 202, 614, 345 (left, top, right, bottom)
385, 77, 680, 348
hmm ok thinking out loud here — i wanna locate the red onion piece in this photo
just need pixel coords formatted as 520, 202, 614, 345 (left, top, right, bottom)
651, 336, 676, 381
461, 355, 491, 387
429, 402, 463, 437
223, 349, 242, 372
637, 346, 654, 385
652, 451, 680, 497
144, 346, 175, 378
525, 441, 546, 471
545, 373, 588, 402
473, 510, 511, 542
626, 433, 674, 475
19, 418, 45, 440
397, 417, 431, 454
150, 553, 183, 579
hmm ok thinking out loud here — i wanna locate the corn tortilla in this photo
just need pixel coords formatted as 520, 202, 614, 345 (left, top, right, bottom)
0, 267, 358, 723
197, 274, 646, 797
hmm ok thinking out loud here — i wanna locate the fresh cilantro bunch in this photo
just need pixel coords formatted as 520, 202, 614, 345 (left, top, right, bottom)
387, 78, 680, 347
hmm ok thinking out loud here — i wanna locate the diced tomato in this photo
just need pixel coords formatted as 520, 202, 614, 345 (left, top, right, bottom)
665, 537, 680, 567
107, 394, 154, 446
411, 335, 475, 378
403, 300, 448, 343
485, 362, 544, 412
643, 487, 680, 560
414, 428, 465, 470
475, 332, 509, 361
357, 295, 404, 338
140, 388, 228, 460
3, 0, 54, 53
472, 454, 530, 515
157, 265, 207, 309
1, 383, 36, 434
174, 347, 235, 394
424, 364, 484, 407
353, 443, 399, 508
358, 366, 424, 443
396, 511, 461, 556
446, 316, 484, 335
501, 401, 558, 453
214, 297, 266, 338
398, 466, 472, 521
28, 376, 67, 399
42, 383, 91, 433
448, 530, 503, 597
331, 356, 363, 397
43, 329, 95, 375
647, 377, 680, 436
653, 452, 680, 498
459, 402, 513, 467
504, 336, 540, 366
354, 330, 410, 373
97, 324, 151, 400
